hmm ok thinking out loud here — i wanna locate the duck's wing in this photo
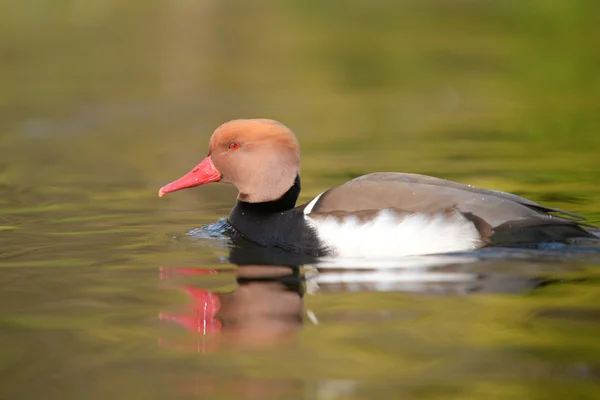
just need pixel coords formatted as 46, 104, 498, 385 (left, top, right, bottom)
305, 172, 595, 245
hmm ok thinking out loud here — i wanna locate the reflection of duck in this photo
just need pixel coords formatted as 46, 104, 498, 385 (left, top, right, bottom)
218, 265, 303, 345
159, 237, 554, 353
311, 263, 543, 295
159, 242, 305, 352
159, 119, 596, 258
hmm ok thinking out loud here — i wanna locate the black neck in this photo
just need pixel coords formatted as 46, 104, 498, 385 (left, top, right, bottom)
227, 174, 327, 256
234, 174, 301, 214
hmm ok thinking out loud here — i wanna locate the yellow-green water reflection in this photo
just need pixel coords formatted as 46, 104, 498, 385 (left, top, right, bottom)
0, 1, 599, 399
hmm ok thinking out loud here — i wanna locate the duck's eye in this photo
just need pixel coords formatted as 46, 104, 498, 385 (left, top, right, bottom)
228, 141, 241, 150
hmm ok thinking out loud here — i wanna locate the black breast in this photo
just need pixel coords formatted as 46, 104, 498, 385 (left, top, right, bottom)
227, 175, 330, 257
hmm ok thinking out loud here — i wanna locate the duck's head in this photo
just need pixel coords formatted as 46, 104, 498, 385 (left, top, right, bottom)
159, 119, 300, 203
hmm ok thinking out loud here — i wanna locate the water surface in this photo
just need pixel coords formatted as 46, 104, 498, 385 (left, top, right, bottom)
1, 1, 600, 399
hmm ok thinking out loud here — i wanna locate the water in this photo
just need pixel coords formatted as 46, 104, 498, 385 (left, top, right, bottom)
1, 1, 600, 399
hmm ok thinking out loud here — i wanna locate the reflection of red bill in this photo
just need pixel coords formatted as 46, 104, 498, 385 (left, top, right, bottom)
160, 286, 222, 334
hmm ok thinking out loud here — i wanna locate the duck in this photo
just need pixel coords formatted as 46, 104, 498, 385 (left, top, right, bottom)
159, 119, 596, 258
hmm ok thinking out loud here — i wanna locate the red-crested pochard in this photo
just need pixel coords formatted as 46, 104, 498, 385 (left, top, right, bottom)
159, 119, 596, 257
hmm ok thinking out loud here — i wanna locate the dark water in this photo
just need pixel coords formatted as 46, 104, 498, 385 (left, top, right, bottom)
1, 1, 600, 399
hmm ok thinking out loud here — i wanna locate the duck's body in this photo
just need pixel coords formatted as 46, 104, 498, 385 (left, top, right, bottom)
159, 119, 595, 258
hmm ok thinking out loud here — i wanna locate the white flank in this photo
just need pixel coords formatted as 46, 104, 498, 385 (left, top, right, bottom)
305, 209, 482, 258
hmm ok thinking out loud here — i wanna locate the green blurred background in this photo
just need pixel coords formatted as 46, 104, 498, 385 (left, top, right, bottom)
1, 0, 599, 213
1, 1, 599, 399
